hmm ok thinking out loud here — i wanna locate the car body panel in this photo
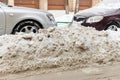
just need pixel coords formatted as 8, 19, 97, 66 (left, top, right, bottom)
0, 2, 57, 34
74, 0, 120, 31
0, 7, 5, 35
81, 14, 120, 30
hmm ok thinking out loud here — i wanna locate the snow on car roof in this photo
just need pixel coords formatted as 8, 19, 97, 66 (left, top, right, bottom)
102, 0, 120, 3
95, 0, 120, 9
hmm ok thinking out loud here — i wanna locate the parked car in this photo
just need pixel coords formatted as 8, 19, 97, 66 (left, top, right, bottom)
0, 2, 57, 35
74, 0, 120, 31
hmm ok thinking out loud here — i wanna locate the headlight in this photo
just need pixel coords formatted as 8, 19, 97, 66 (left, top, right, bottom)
47, 14, 57, 26
86, 16, 103, 23
47, 14, 55, 21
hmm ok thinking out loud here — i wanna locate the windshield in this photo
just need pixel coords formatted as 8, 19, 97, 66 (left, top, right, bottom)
94, 0, 120, 9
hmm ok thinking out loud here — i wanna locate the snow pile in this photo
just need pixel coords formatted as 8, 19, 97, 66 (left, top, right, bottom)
49, 10, 74, 26
0, 25, 120, 73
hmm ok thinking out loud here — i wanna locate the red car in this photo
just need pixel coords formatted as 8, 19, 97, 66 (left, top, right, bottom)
74, 1, 120, 31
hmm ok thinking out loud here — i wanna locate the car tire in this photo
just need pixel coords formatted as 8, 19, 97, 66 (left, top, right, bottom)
106, 22, 120, 31
13, 21, 42, 34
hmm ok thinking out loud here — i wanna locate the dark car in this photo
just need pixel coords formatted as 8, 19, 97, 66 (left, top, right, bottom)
74, 1, 120, 31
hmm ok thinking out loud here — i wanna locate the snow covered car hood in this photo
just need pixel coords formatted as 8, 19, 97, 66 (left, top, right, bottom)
75, 7, 120, 18
75, 0, 120, 18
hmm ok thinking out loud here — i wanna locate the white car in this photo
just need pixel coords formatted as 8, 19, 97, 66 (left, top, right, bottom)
0, 2, 57, 35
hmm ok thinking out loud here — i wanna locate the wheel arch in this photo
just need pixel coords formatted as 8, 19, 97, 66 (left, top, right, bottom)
11, 19, 43, 34
104, 20, 120, 30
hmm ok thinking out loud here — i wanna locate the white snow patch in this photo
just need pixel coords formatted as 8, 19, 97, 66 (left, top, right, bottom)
49, 10, 74, 26
0, 25, 120, 73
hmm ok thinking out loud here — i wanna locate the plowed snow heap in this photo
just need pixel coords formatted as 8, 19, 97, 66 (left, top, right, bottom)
0, 25, 120, 73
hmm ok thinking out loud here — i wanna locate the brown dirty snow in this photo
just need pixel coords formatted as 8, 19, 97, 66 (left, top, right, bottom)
0, 25, 120, 73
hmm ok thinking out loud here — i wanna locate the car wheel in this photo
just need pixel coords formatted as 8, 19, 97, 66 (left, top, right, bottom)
106, 22, 120, 31
14, 21, 42, 34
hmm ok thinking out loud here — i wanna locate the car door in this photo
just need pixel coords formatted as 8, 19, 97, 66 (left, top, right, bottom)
0, 6, 5, 35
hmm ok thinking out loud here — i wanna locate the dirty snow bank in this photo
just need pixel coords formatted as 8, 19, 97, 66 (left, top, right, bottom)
0, 25, 120, 73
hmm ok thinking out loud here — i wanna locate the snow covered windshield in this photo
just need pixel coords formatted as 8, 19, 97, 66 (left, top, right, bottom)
95, 0, 120, 9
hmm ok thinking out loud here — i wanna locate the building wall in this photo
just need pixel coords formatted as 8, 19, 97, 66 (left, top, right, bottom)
0, 0, 8, 4
40, 0, 47, 10
69, 0, 101, 10
92, 0, 101, 6
7, 0, 101, 10
69, 0, 75, 11
8, 0, 14, 5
